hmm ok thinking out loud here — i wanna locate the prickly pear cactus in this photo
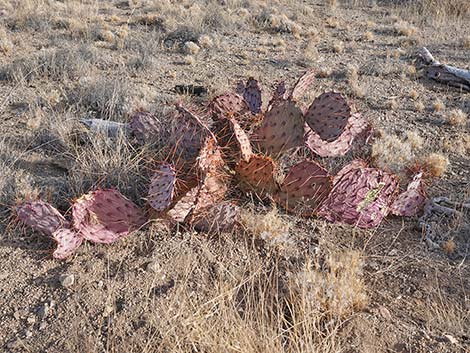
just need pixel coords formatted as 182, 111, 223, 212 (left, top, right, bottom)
255, 100, 304, 156
289, 69, 316, 101
390, 172, 426, 216
52, 228, 83, 259
167, 187, 199, 223
72, 189, 146, 244
305, 91, 351, 142
214, 117, 252, 164
318, 161, 399, 228
276, 160, 332, 215
193, 202, 240, 233
305, 113, 370, 157
211, 93, 250, 117
197, 137, 225, 174
148, 163, 176, 212
267, 81, 288, 111
235, 154, 279, 194
16, 200, 69, 236
237, 77, 262, 114
129, 110, 163, 145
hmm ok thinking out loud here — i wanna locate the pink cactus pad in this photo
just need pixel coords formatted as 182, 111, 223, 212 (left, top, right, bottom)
255, 100, 304, 156
305, 113, 370, 157
290, 69, 316, 101
148, 163, 177, 212
305, 91, 351, 142
72, 189, 146, 244
16, 200, 69, 236
52, 228, 83, 259
318, 161, 399, 228
276, 160, 332, 215
129, 110, 162, 145
390, 172, 426, 217
237, 77, 262, 114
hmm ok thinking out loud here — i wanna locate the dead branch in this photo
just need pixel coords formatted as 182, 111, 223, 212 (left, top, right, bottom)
416, 47, 470, 92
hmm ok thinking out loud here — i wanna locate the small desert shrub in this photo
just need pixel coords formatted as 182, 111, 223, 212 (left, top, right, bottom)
415, 100, 425, 112
433, 99, 445, 112
0, 27, 12, 53
255, 9, 301, 35
445, 109, 467, 127
292, 250, 367, 318
406, 130, 424, 150
332, 40, 344, 53
0, 46, 96, 82
423, 153, 449, 177
372, 131, 415, 173
241, 208, 292, 248
164, 25, 201, 49
393, 20, 417, 36
68, 78, 132, 121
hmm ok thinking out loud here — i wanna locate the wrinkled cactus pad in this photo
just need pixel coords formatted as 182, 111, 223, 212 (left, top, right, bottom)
167, 186, 199, 223
16, 200, 69, 236
390, 172, 426, 217
129, 110, 163, 145
305, 113, 370, 157
276, 160, 332, 215
193, 202, 240, 233
235, 154, 279, 194
52, 228, 83, 260
197, 137, 225, 174
237, 77, 262, 114
255, 100, 304, 156
72, 189, 146, 244
318, 161, 399, 228
148, 163, 177, 212
211, 93, 250, 117
290, 69, 316, 101
305, 91, 351, 142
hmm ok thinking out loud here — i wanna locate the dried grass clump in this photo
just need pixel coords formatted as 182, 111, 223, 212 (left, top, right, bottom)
394, 20, 417, 37
462, 36, 470, 49
423, 153, 449, 177
241, 208, 292, 248
184, 41, 200, 55
406, 130, 424, 150
445, 109, 467, 127
292, 250, 367, 318
255, 10, 301, 35
415, 100, 425, 112
363, 31, 374, 41
372, 132, 415, 173
0, 27, 12, 53
333, 40, 344, 53
433, 99, 445, 112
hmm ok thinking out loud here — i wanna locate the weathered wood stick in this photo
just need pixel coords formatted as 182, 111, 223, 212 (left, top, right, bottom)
417, 47, 470, 92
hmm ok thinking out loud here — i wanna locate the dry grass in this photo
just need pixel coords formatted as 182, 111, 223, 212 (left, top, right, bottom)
445, 109, 467, 127
371, 131, 415, 174
423, 153, 449, 177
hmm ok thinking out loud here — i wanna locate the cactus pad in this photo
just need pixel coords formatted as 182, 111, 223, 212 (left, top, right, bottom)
255, 100, 304, 155
290, 69, 316, 101
211, 93, 250, 116
129, 110, 163, 145
148, 163, 177, 212
390, 172, 426, 216
72, 189, 146, 244
193, 202, 240, 233
235, 154, 279, 194
16, 200, 69, 236
305, 113, 370, 157
237, 77, 262, 114
318, 162, 399, 228
52, 228, 83, 259
197, 137, 225, 174
167, 186, 199, 223
305, 92, 351, 142
276, 161, 332, 215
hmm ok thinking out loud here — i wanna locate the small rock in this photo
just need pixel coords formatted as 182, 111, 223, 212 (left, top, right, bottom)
60, 274, 75, 288
444, 334, 457, 344
39, 322, 47, 330
146, 261, 161, 273
378, 305, 392, 320
38, 303, 49, 319
25, 330, 33, 338
26, 316, 36, 325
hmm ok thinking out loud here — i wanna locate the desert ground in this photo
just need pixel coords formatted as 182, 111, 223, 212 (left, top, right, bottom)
0, 0, 469, 352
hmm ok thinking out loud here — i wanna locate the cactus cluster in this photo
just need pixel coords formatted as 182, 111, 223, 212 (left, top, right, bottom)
17, 70, 430, 259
